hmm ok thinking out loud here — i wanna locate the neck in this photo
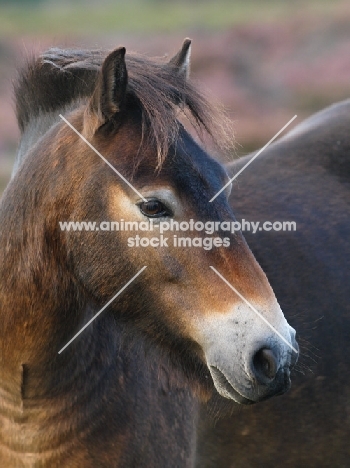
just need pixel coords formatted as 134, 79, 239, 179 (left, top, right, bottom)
12, 104, 81, 178
0, 173, 199, 467
0, 159, 84, 363
0, 314, 119, 465
0, 181, 119, 464
0, 314, 199, 467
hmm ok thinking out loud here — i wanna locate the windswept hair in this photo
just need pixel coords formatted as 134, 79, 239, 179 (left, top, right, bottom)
15, 46, 234, 167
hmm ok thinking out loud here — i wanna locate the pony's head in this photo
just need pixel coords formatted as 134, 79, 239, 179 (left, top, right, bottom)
13, 40, 298, 403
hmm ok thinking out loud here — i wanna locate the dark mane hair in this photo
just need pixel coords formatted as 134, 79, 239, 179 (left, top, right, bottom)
14, 47, 234, 167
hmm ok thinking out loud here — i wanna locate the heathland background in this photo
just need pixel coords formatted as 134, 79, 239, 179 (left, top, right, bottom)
1, 0, 350, 195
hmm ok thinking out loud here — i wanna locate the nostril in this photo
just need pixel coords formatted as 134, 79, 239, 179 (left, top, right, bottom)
252, 348, 278, 382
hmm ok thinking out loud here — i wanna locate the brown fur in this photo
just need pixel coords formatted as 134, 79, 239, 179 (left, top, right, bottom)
197, 100, 350, 467
1, 44, 295, 467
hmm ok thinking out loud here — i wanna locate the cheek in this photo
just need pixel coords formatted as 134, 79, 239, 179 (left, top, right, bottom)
160, 255, 187, 282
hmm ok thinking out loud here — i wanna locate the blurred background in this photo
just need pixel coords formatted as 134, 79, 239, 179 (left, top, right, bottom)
1, 0, 350, 195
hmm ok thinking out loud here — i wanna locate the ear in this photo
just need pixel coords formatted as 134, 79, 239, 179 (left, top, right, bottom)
168, 38, 191, 80
86, 47, 128, 134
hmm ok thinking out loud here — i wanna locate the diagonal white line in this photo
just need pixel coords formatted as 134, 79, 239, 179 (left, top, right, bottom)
58, 266, 147, 354
209, 115, 297, 203
59, 115, 147, 202
210, 266, 298, 353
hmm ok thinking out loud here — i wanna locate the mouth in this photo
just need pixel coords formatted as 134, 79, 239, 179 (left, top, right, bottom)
210, 366, 255, 405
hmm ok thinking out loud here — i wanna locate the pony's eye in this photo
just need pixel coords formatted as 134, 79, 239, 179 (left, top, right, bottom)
138, 199, 171, 218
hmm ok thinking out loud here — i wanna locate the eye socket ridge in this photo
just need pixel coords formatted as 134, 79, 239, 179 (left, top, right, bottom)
138, 199, 173, 218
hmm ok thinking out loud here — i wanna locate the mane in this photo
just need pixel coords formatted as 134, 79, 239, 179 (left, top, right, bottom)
14, 47, 234, 167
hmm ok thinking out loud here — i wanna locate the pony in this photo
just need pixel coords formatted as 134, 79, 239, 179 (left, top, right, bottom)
0, 40, 298, 467
197, 99, 350, 467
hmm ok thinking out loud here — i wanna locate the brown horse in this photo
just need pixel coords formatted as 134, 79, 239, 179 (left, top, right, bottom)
197, 100, 350, 467
0, 41, 298, 467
